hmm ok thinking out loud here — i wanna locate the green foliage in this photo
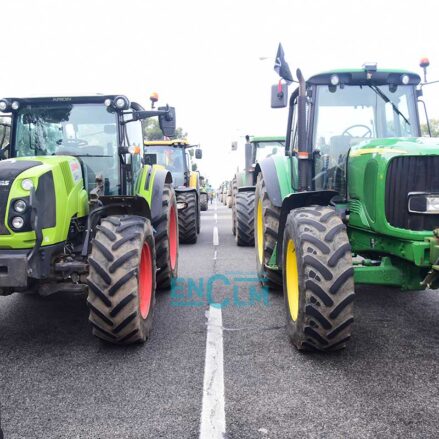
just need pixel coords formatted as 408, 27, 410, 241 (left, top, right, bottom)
421, 119, 439, 137
142, 118, 188, 141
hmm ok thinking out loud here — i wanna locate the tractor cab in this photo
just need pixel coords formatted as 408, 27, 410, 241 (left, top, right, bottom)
0, 95, 176, 197
274, 66, 422, 197
253, 136, 285, 163
143, 139, 202, 188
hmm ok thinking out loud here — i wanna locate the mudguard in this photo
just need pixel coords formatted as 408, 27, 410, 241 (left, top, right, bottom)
255, 155, 293, 207
276, 190, 338, 265
148, 167, 173, 222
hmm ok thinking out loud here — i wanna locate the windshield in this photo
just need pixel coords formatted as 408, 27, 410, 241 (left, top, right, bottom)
144, 146, 186, 186
14, 103, 119, 194
312, 84, 419, 195
254, 141, 285, 162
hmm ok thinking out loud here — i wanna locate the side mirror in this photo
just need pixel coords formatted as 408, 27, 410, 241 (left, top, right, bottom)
231, 141, 238, 151
195, 148, 202, 159
159, 106, 176, 137
271, 83, 288, 108
143, 153, 157, 166
192, 163, 198, 171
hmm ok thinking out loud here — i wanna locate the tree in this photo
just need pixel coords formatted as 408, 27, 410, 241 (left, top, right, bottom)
142, 118, 188, 141
421, 119, 439, 137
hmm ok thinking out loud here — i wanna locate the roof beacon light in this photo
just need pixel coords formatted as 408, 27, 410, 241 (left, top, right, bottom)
150, 92, 159, 109
420, 57, 430, 83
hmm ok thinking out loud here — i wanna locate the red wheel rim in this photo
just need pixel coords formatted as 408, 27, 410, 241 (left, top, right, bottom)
139, 242, 153, 319
169, 205, 177, 270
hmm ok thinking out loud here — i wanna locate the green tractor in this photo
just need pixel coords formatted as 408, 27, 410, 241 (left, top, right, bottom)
256, 51, 439, 351
231, 135, 285, 246
143, 140, 204, 244
0, 94, 179, 344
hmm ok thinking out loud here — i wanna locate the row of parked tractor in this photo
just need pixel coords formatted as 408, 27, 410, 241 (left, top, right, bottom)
0, 93, 212, 345
223, 49, 439, 351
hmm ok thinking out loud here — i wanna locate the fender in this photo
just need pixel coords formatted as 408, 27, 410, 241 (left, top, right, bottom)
149, 167, 173, 222
254, 157, 283, 207
276, 190, 338, 265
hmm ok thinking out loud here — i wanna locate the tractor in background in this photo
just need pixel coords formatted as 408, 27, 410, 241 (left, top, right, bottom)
144, 139, 204, 243
231, 135, 285, 246
256, 49, 439, 351
0, 94, 178, 344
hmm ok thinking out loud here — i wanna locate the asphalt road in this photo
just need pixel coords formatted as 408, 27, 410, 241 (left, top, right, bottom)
1, 200, 439, 438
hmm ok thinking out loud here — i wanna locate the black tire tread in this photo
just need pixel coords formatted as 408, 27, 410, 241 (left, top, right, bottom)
87, 215, 156, 345
235, 191, 255, 246
177, 191, 198, 244
283, 206, 354, 352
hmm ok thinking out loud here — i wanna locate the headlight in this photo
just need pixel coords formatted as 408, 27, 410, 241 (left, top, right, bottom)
11, 100, 20, 110
114, 96, 130, 110
401, 74, 410, 85
426, 196, 439, 213
330, 74, 340, 86
0, 100, 8, 112
104, 98, 112, 107
14, 199, 27, 213
21, 179, 34, 191
11, 217, 24, 229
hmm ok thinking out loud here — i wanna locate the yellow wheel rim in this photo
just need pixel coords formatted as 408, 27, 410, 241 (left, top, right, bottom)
257, 198, 264, 264
286, 239, 299, 321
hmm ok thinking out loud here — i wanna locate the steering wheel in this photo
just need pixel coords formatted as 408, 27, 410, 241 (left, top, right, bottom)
342, 124, 372, 138
63, 138, 89, 147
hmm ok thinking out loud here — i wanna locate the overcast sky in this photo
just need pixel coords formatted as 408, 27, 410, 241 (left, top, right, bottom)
1, 0, 438, 186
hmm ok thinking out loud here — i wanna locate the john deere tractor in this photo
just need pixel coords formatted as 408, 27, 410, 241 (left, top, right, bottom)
231, 135, 285, 246
143, 140, 204, 243
256, 52, 439, 351
0, 94, 179, 344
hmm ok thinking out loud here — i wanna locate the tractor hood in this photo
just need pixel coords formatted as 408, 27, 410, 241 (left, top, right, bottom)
350, 137, 439, 158
0, 156, 88, 249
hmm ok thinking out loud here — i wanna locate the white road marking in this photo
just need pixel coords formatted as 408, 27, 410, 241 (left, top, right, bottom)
214, 213, 218, 222
200, 306, 226, 439
213, 250, 217, 260
213, 226, 219, 246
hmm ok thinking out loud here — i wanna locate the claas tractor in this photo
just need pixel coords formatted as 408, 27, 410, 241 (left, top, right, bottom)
143, 139, 204, 244
0, 94, 179, 344
231, 135, 285, 246
256, 51, 439, 352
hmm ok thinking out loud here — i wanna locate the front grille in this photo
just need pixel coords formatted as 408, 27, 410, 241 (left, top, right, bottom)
385, 156, 439, 231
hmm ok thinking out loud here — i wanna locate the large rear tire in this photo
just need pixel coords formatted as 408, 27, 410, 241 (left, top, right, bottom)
87, 215, 156, 345
153, 185, 178, 290
254, 173, 282, 288
235, 191, 255, 247
282, 206, 354, 351
177, 191, 198, 244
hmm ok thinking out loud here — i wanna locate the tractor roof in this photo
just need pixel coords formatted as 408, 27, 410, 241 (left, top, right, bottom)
251, 136, 285, 143
144, 139, 193, 148
1, 95, 121, 104
308, 69, 421, 86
